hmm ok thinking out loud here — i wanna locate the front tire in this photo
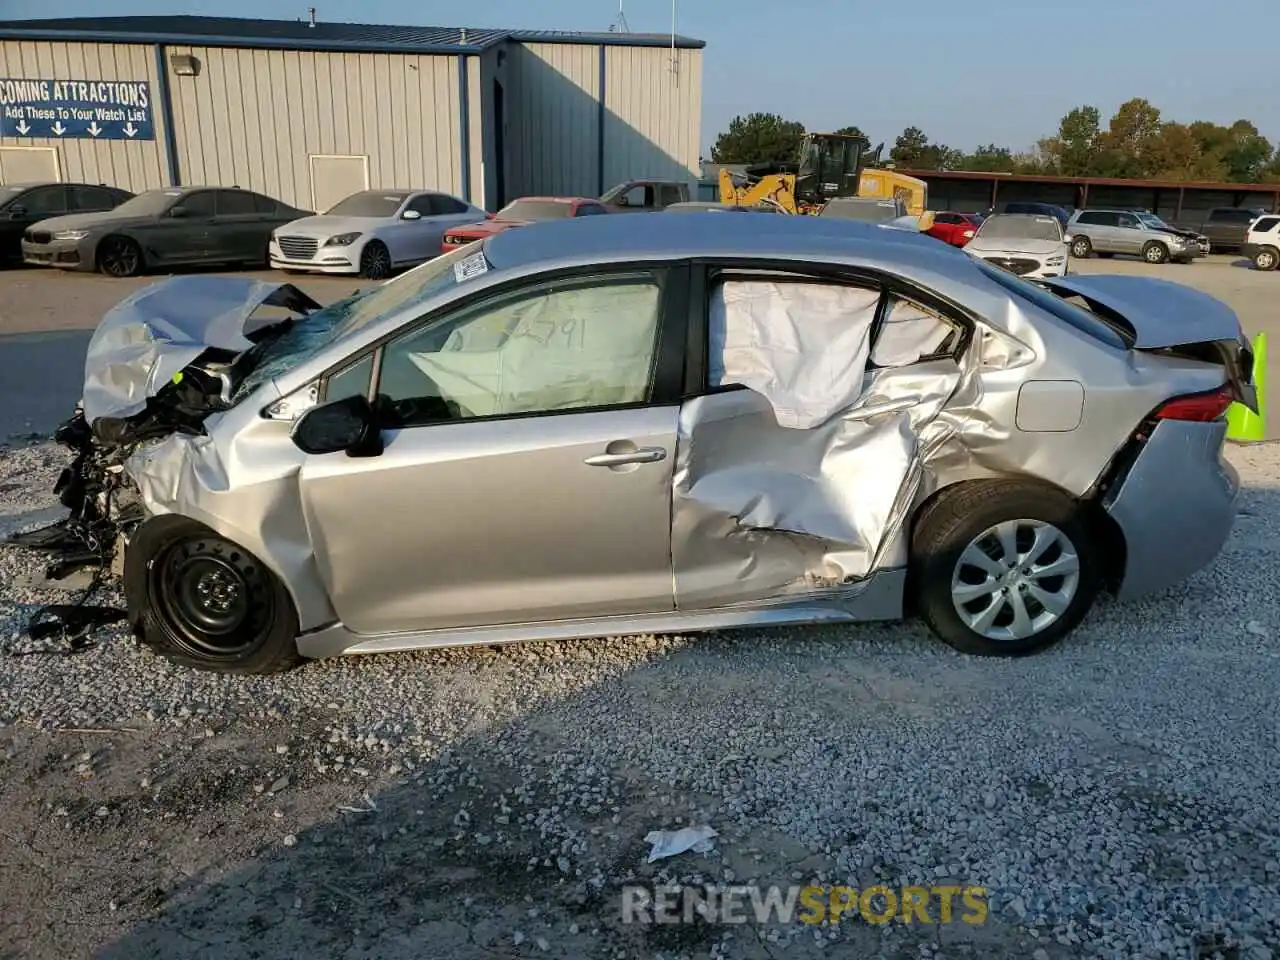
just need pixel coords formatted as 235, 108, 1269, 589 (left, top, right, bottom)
124, 516, 303, 674
1070, 236, 1092, 259
97, 235, 143, 277
1254, 246, 1279, 271
359, 240, 392, 280
1142, 241, 1169, 264
910, 480, 1101, 657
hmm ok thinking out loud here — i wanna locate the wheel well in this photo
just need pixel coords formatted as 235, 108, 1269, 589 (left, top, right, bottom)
905, 475, 1128, 606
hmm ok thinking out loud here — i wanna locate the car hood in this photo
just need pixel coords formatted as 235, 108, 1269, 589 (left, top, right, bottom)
449, 219, 525, 238
1037, 274, 1245, 349
82, 275, 321, 428
276, 215, 389, 237
965, 237, 1065, 257
30, 211, 158, 232
1159, 225, 1207, 241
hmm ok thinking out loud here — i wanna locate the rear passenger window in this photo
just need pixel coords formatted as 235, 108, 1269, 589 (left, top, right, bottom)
68, 185, 116, 210
251, 193, 280, 214
1252, 216, 1280, 233
216, 190, 257, 215
871, 296, 960, 367
430, 195, 468, 215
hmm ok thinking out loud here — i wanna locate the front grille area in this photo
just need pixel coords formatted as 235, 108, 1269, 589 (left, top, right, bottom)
277, 236, 319, 259
25, 230, 51, 244
984, 256, 1039, 275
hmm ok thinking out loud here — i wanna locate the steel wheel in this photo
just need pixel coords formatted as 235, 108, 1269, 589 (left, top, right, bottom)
149, 535, 276, 660
359, 241, 392, 280
949, 519, 1081, 643
98, 236, 142, 277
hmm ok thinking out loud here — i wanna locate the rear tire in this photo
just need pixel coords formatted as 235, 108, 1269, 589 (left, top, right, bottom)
124, 516, 303, 674
1254, 246, 1279, 271
1142, 241, 1169, 264
910, 480, 1101, 658
1070, 236, 1092, 259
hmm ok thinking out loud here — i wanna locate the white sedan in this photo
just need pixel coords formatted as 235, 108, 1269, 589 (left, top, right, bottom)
962, 213, 1071, 279
269, 189, 487, 279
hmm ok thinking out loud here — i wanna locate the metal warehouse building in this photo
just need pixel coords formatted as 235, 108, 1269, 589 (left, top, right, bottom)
0, 15, 705, 212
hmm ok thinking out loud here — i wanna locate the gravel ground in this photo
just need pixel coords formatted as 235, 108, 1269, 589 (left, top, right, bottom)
2, 433, 1279, 960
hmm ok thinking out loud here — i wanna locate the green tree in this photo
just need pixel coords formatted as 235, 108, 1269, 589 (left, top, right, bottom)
833, 125, 867, 140
1098, 97, 1163, 178
889, 126, 930, 166
710, 113, 806, 165
959, 143, 1016, 173
1146, 122, 1227, 181
1038, 105, 1103, 176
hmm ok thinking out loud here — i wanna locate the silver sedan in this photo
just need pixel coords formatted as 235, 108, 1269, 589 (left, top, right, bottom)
13, 214, 1258, 673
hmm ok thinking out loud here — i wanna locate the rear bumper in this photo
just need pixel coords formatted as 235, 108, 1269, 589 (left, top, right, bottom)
1103, 419, 1239, 601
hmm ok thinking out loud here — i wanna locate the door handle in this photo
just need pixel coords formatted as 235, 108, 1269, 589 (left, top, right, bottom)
584, 446, 667, 467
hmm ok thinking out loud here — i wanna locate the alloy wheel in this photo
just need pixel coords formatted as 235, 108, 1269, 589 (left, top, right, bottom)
99, 238, 140, 277
949, 519, 1081, 642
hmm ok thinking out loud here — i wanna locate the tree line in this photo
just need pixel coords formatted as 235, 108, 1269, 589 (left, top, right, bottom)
709, 100, 1280, 183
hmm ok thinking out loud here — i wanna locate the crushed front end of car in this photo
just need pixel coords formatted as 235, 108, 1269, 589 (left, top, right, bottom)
5, 275, 323, 648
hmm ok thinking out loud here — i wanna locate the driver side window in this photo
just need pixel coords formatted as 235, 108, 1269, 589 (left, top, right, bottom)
374, 272, 665, 427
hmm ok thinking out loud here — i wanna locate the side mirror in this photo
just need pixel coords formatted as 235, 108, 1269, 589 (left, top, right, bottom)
169, 205, 188, 218
291, 394, 383, 457
402, 209, 422, 220
1063, 234, 1074, 244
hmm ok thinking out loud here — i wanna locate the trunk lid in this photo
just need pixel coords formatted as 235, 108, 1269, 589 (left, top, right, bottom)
1037, 274, 1259, 413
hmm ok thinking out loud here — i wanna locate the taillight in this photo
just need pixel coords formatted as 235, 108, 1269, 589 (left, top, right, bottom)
1153, 384, 1234, 422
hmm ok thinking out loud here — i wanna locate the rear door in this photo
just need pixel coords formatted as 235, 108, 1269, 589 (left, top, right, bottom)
296, 263, 690, 636
67, 184, 121, 214
210, 189, 268, 262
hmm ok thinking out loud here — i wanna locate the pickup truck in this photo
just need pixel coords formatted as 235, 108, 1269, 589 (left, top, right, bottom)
1173, 206, 1267, 254
600, 179, 690, 213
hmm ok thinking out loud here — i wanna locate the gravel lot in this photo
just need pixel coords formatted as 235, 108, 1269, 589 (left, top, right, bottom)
1, 256, 1278, 960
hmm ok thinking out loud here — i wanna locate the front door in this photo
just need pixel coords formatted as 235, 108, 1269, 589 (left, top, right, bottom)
297, 266, 687, 636
153, 189, 215, 263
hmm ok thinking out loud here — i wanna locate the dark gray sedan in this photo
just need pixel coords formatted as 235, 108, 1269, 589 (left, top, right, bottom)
21, 185, 311, 277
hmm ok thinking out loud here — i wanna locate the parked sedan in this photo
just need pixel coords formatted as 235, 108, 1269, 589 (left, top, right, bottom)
13, 214, 1255, 674
962, 213, 1071, 278
269, 189, 486, 279
2, 181, 134, 264
926, 211, 985, 247
21, 186, 311, 277
441, 196, 609, 252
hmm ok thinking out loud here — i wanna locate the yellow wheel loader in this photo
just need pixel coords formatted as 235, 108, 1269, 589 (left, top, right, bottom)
717, 132, 928, 216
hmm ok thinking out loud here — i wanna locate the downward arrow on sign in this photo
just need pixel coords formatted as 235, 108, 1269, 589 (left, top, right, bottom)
123, 122, 138, 138
87, 122, 102, 137
14, 120, 30, 135
51, 121, 66, 136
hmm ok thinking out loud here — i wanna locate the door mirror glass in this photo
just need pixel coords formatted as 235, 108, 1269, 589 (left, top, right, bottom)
1063, 234, 1074, 244
402, 209, 422, 220
169, 205, 188, 218
291, 394, 383, 457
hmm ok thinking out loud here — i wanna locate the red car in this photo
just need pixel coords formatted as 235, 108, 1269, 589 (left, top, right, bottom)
927, 211, 985, 247
440, 196, 610, 252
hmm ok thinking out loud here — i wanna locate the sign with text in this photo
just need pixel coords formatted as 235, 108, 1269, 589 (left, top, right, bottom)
0, 78, 155, 141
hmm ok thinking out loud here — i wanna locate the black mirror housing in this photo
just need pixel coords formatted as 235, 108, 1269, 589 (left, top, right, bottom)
291, 394, 383, 457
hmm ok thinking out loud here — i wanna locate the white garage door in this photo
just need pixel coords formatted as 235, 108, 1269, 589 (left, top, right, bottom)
309, 155, 369, 214
0, 147, 61, 184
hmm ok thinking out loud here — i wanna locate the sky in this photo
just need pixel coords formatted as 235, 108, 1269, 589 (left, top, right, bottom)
6, 0, 1278, 156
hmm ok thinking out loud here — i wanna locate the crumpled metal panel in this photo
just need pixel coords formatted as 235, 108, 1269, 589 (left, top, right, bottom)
672, 279, 1022, 608
82, 275, 320, 424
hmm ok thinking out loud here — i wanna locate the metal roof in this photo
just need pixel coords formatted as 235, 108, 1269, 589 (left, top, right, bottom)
0, 15, 705, 54
900, 168, 1280, 195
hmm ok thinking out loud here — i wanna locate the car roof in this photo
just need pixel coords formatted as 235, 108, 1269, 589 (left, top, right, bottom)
506, 196, 592, 204
484, 209, 976, 279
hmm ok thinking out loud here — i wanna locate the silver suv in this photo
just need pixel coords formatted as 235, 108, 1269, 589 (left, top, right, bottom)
1066, 208, 1198, 264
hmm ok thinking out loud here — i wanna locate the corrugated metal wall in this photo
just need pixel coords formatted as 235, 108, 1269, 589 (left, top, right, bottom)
0, 40, 167, 190
506, 42, 600, 199
164, 45, 464, 210
603, 46, 702, 189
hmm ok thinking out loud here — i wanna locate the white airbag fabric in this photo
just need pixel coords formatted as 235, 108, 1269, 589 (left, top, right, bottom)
708, 280, 880, 429
408, 282, 661, 417
871, 298, 954, 367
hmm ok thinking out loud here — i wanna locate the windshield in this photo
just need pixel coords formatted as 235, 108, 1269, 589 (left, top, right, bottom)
976, 214, 1062, 242
1135, 212, 1170, 229
110, 189, 181, 217
497, 199, 575, 221
975, 261, 1131, 349
233, 244, 492, 399
326, 191, 406, 217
